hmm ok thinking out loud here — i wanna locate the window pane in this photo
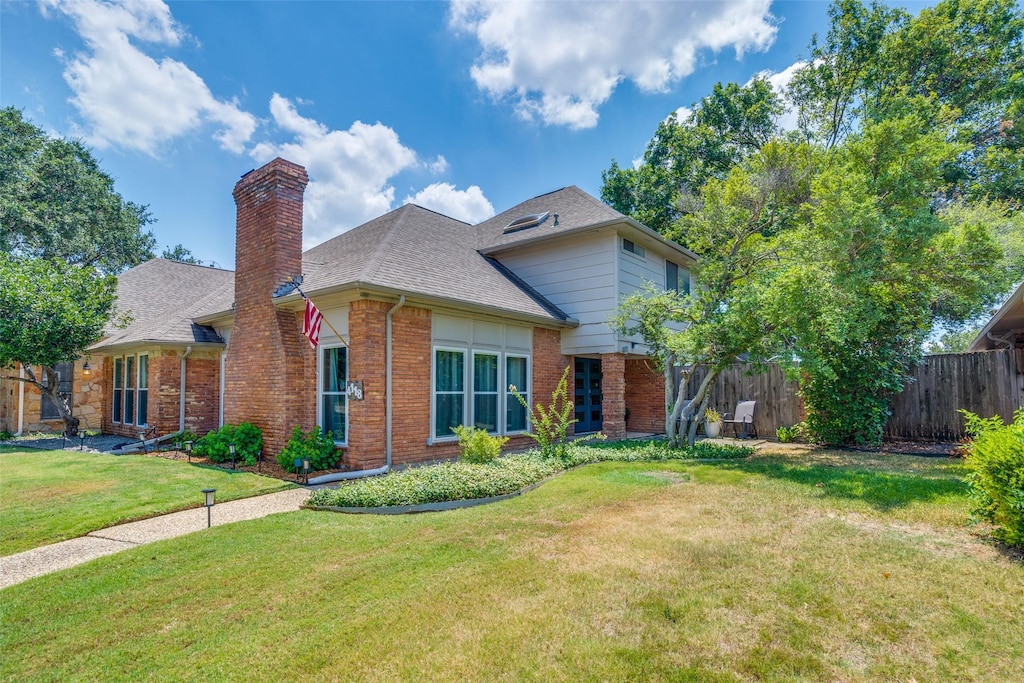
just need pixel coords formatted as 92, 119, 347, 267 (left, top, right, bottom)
436, 350, 464, 392
506, 398, 527, 432
322, 394, 346, 441
322, 347, 346, 393
138, 355, 148, 388
506, 356, 527, 391
114, 358, 123, 389
666, 261, 678, 292
679, 267, 691, 295
473, 354, 498, 392
113, 358, 123, 422
126, 356, 135, 390
137, 390, 148, 426
124, 389, 134, 425
474, 394, 497, 432
435, 393, 464, 437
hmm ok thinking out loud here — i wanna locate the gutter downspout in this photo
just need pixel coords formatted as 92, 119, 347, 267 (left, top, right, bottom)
179, 346, 192, 432
987, 331, 1015, 350
308, 295, 406, 486
15, 365, 25, 436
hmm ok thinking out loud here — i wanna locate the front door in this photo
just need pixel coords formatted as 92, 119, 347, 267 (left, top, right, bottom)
574, 358, 602, 433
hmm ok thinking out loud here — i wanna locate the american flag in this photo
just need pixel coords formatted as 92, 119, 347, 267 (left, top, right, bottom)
302, 297, 324, 349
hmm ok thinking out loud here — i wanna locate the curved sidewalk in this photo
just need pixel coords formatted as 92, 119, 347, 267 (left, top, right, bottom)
0, 488, 310, 590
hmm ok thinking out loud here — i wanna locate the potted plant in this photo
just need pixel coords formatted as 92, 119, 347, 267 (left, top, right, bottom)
704, 407, 723, 438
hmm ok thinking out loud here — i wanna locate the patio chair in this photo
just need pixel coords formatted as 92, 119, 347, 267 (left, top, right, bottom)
722, 401, 757, 439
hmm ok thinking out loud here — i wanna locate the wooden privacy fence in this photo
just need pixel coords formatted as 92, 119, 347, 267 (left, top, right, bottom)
688, 348, 1023, 441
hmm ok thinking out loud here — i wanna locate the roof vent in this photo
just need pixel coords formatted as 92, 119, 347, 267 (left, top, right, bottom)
503, 211, 549, 233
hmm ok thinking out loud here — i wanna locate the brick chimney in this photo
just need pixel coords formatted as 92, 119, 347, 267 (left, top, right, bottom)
223, 158, 315, 455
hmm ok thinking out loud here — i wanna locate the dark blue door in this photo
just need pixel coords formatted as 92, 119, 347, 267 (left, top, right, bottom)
574, 358, 602, 433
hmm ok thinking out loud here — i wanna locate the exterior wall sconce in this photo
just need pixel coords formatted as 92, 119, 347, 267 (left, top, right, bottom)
82, 362, 91, 377
202, 488, 216, 528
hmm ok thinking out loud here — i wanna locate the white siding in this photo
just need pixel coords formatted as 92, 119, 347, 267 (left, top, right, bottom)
496, 231, 619, 355
616, 233, 692, 351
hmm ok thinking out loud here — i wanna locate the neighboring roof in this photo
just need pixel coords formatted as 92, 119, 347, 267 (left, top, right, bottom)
969, 281, 1024, 351
91, 259, 234, 351
299, 203, 573, 324
475, 185, 698, 262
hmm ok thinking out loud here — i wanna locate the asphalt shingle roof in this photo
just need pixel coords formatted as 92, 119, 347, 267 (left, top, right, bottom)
91, 259, 234, 350
300, 203, 572, 322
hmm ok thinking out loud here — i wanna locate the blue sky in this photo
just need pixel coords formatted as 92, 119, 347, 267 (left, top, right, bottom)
2, 0, 928, 270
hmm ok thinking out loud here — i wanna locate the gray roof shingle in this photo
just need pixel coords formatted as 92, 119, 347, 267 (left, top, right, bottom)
91, 259, 234, 350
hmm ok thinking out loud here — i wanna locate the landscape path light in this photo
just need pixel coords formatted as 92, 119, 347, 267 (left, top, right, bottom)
229, 443, 236, 469
78, 429, 86, 451
185, 440, 193, 463
202, 488, 216, 528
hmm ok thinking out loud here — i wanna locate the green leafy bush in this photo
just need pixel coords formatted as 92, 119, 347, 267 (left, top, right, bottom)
510, 365, 583, 459
169, 430, 199, 448
452, 425, 509, 464
276, 426, 340, 473
959, 409, 1024, 547
776, 423, 805, 443
194, 423, 263, 466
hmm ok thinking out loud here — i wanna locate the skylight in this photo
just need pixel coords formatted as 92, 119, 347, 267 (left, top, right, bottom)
502, 211, 549, 233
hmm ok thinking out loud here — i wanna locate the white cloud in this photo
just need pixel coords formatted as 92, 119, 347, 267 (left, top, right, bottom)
450, 0, 778, 129
749, 60, 807, 132
42, 0, 256, 155
427, 155, 450, 174
404, 183, 495, 224
252, 94, 420, 247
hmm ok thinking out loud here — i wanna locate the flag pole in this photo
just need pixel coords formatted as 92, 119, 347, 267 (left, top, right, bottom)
296, 286, 348, 348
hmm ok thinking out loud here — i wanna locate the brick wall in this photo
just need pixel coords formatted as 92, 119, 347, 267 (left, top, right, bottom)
224, 158, 315, 455
601, 352, 627, 439
625, 358, 665, 433
346, 298, 390, 469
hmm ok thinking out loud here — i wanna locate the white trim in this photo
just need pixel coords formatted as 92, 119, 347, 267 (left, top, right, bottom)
318, 343, 349, 446
472, 350, 501, 434
505, 353, 531, 435
431, 345, 467, 441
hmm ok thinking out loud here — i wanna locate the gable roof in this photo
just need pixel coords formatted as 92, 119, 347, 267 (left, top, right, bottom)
91, 259, 234, 351
475, 185, 698, 262
969, 280, 1024, 351
297, 203, 573, 324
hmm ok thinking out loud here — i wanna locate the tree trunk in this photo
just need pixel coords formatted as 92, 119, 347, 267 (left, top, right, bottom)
686, 369, 718, 446
22, 365, 80, 437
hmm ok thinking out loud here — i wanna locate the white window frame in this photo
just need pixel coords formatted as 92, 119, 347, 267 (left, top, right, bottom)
111, 353, 148, 427
505, 353, 531, 435
622, 238, 646, 260
431, 346, 532, 441
432, 346, 468, 442
666, 259, 690, 296
318, 344, 348, 446
472, 351, 501, 435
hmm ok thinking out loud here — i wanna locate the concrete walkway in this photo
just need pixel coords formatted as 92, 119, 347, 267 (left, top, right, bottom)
0, 488, 311, 590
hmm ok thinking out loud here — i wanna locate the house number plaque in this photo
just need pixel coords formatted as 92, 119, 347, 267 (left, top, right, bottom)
346, 381, 364, 400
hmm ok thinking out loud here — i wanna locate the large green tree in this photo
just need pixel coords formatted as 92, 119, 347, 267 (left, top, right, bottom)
0, 107, 156, 274
604, 0, 1021, 445
0, 255, 120, 435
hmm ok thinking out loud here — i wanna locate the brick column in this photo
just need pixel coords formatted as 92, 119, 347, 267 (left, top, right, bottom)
346, 298, 389, 470
624, 358, 665, 433
601, 352, 627, 439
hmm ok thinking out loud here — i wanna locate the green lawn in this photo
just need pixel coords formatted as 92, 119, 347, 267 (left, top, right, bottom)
0, 447, 295, 556
2, 446, 1022, 682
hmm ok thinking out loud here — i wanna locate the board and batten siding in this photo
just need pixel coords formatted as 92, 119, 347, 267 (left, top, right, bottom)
495, 231, 618, 355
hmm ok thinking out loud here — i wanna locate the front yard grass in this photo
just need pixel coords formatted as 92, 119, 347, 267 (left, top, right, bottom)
2, 446, 1022, 681
0, 447, 295, 556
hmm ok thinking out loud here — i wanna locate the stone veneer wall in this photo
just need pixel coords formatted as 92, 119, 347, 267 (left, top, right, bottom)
1, 359, 104, 435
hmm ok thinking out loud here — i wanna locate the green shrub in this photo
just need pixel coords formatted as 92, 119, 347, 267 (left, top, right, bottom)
452, 425, 509, 464
307, 437, 754, 509
510, 365, 580, 459
959, 409, 1024, 547
276, 426, 340, 473
169, 430, 199, 448
194, 423, 263, 466
0, 430, 13, 440
776, 423, 805, 443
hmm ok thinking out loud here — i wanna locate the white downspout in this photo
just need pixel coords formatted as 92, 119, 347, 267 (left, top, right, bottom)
987, 331, 1015, 350
308, 295, 406, 486
179, 346, 192, 432
15, 365, 25, 436
219, 351, 226, 428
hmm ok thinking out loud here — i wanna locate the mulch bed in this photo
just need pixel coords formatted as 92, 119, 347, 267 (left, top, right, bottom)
840, 440, 963, 457
141, 447, 342, 484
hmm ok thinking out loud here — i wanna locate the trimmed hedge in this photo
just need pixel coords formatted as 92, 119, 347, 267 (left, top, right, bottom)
307, 440, 754, 509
